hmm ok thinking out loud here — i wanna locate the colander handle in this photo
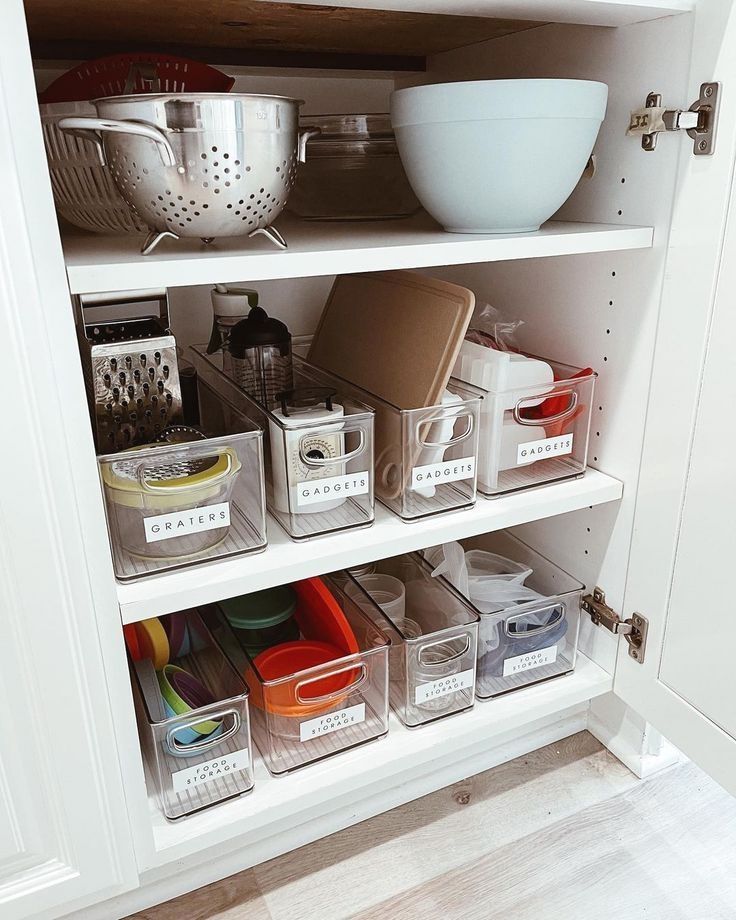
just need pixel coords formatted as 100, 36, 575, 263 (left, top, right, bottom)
58, 117, 178, 168
136, 449, 235, 493
298, 127, 322, 163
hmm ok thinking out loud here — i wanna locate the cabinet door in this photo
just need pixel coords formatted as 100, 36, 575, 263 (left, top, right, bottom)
0, 2, 138, 918
614, 0, 736, 795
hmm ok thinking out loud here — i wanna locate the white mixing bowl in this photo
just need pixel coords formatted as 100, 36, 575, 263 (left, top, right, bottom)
390, 79, 608, 233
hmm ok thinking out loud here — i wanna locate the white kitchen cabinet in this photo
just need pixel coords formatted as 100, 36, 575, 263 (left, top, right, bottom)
2, 0, 735, 917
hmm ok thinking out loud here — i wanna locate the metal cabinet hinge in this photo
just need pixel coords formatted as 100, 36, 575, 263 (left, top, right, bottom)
627, 82, 720, 156
582, 587, 649, 664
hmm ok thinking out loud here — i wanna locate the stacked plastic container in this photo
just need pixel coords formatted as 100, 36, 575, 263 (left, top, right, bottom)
340, 553, 480, 727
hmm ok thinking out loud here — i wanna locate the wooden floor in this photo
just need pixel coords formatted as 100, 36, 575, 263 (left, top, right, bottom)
126, 731, 736, 920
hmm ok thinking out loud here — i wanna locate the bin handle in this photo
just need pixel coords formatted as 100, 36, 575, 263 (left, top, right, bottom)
504, 605, 565, 638
513, 389, 578, 427
137, 448, 234, 493
416, 412, 474, 449
165, 707, 241, 755
295, 662, 367, 705
417, 634, 472, 667
298, 430, 365, 468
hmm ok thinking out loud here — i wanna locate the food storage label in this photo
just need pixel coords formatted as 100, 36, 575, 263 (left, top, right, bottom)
296, 471, 370, 507
517, 433, 574, 466
171, 747, 250, 793
415, 668, 474, 704
503, 645, 558, 677
143, 501, 230, 543
299, 703, 366, 742
410, 457, 476, 491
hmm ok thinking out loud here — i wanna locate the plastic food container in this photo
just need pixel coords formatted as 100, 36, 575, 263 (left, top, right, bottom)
293, 354, 481, 520
290, 114, 421, 221
190, 345, 375, 541
390, 79, 608, 233
452, 349, 596, 497
340, 553, 479, 728
129, 609, 254, 820
206, 577, 390, 775
462, 531, 583, 699
218, 585, 299, 657
98, 373, 267, 581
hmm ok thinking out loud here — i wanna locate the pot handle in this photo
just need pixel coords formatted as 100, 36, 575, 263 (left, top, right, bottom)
297, 127, 322, 163
58, 116, 179, 169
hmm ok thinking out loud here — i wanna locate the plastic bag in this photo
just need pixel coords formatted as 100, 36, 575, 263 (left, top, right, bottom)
465, 550, 533, 586
464, 302, 524, 352
422, 542, 469, 599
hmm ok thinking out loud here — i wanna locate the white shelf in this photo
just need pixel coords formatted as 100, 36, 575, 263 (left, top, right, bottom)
64, 216, 653, 294
255, 0, 693, 27
118, 469, 622, 623
143, 653, 612, 866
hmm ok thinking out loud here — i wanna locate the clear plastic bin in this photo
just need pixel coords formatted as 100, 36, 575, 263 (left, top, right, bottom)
455, 353, 596, 497
190, 345, 375, 541
129, 609, 255, 820
339, 553, 479, 728
462, 531, 583, 699
98, 374, 267, 581
204, 577, 390, 776
292, 354, 482, 520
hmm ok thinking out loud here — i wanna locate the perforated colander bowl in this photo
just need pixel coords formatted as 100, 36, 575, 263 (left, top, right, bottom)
59, 93, 315, 254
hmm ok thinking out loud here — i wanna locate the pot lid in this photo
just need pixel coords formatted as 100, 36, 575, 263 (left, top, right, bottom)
220, 585, 297, 630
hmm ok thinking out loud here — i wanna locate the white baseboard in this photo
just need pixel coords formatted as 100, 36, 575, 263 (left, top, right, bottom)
587, 692, 681, 778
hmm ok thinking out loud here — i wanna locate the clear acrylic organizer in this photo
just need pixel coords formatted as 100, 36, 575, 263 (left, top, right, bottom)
339, 553, 479, 728
190, 345, 375, 541
292, 353, 482, 520
462, 531, 584, 699
129, 609, 255, 820
462, 354, 596, 498
205, 578, 390, 776
98, 373, 267, 581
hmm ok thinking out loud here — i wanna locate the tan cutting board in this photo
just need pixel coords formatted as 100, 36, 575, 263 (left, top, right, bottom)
307, 270, 476, 410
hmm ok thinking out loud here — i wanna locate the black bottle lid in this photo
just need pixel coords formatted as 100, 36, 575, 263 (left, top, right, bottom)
229, 307, 291, 358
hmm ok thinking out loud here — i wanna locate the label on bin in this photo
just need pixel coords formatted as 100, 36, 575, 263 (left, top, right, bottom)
517, 434, 573, 466
143, 501, 230, 543
171, 747, 251, 793
503, 645, 558, 677
415, 668, 475, 705
410, 457, 476, 491
299, 703, 366, 742
296, 472, 370, 508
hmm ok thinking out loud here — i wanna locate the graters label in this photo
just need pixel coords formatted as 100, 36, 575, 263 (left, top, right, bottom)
296, 471, 370, 507
415, 668, 474, 705
171, 747, 250, 793
517, 433, 574, 466
503, 645, 558, 677
299, 703, 366, 742
143, 501, 230, 543
410, 457, 476, 491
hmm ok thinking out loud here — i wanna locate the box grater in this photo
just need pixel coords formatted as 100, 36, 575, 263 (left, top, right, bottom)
76, 289, 183, 452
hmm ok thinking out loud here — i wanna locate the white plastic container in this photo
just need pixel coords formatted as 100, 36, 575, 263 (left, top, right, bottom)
390, 79, 608, 233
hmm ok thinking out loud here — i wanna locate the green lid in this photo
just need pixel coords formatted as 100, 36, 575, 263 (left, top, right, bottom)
219, 585, 297, 630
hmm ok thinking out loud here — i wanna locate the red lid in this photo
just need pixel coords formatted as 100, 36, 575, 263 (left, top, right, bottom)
123, 624, 141, 660
292, 577, 359, 655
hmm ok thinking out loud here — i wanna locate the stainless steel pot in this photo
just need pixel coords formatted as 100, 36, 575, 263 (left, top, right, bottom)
59, 94, 318, 254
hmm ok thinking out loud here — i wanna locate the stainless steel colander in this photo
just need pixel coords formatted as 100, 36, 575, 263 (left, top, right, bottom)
59, 94, 318, 254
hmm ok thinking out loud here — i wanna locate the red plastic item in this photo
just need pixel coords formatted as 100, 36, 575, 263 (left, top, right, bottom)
38, 53, 235, 104
292, 577, 360, 655
123, 624, 141, 661
253, 640, 351, 713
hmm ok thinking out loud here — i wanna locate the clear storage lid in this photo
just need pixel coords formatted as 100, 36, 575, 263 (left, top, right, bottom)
300, 113, 399, 157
